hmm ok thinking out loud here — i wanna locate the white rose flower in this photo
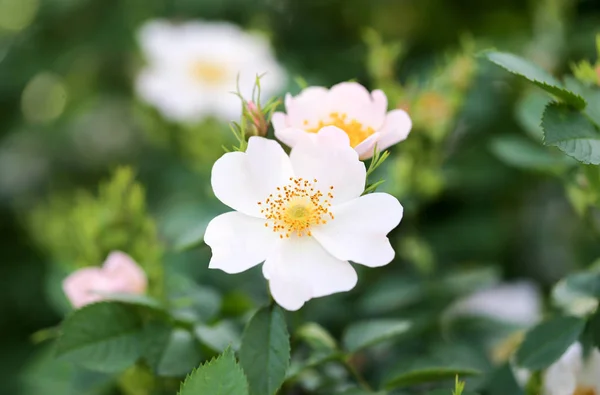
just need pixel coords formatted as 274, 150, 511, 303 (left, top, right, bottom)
272, 82, 412, 159
136, 19, 286, 123
542, 343, 600, 395
204, 127, 403, 310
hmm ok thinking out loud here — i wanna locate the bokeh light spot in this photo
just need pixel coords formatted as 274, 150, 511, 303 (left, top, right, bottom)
0, 0, 39, 32
21, 72, 68, 124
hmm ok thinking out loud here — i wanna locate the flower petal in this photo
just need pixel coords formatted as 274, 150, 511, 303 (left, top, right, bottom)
264, 236, 357, 311
312, 193, 403, 267
63, 268, 111, 308
205, 211, 277, 274
271, 112, 288, 131
284, 87, 330, 129
274, 127, 310, 148
103, 251, 147, 294
211, 137, 294, 217
579, 348, 600, 391
290, 126, 366, 204
543, 343, 582, 395
353, 132, 382, 160
375, 109, 412, 151
327, 82, 386, 128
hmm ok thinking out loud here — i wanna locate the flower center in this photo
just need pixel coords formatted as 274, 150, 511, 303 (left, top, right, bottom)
305, 112, 375, 148
259, 177, 334, 238
574, 387, 597, 395
189, 61, 227, 85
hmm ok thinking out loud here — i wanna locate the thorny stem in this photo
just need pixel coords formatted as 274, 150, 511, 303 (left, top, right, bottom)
340, 356, 375, 393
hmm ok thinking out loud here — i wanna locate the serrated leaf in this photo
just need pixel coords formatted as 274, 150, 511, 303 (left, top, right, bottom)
195, 320, 241, 352
239, 305, 290, 395
485, 51, 585, 109
490, 135, 572, 171
515, 315, 585, 370
177, 349, 248, 395
56, 302, 144, 372
564, 77, 600, 126
542, 102, 600, 164
343, 319, 412, 353
385, 366, 480, 389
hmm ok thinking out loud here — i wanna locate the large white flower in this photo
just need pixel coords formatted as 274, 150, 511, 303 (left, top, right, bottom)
272, 82, 412, 159
136, 20, 286, 123
542, 343, 600, 395
204, 127, 403, 310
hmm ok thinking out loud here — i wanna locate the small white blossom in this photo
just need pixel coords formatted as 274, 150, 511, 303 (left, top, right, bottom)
446, 281, 542, 326
136, 20, 286, 123
542, 343, 600, 395
204, 127, 403, 310
272, 82, 412, 159
63, 251, 147, 308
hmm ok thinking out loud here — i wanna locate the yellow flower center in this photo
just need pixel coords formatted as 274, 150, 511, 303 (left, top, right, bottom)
305, 112, 375, 148
574, 387, 597, 395
189, 61, 227, 85
259, 177, 334, 238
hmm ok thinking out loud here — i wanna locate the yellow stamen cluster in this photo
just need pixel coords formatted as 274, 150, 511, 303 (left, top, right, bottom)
259, 177, 335, 238
190, 61, 227, 85
305, 112, 375, 148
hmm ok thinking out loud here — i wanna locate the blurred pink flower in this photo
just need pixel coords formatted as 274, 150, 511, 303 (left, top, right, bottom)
62, 251, 147, 308
272, 82, 412, 159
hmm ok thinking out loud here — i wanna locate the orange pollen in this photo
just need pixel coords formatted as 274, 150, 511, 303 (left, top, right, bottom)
258, 177, 335, 238
574, 387, 597, 395
305, 112, 375, 148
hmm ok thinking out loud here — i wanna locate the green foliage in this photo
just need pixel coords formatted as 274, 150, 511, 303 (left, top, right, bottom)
239, 305, 290, 395
28, 167, 165, 298
515, 315, 585, 370
384, 365, 481, 390
484, 51, 586, 109
342, 319, 412, 353
177, 349, 248, 395
542, 102, 600, 165
490, 135, 572, 172
56, 302, 146, 373
142, 324, 202, 377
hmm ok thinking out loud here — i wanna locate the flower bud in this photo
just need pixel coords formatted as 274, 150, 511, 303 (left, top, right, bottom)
246, 101, 269, 137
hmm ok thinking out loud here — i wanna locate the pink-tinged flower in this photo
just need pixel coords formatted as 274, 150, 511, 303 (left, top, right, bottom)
272, 82, 412, 159
62, 251, 147, 308
204, 127, 403, 311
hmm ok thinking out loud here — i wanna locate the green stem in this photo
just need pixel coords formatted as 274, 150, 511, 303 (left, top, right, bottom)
340, 356, 374, 393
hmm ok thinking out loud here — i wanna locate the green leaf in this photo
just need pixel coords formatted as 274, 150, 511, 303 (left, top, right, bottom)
56, 302, 144, 372
515, 315, 585, 370
296, 322, 337, 351
335, 389, 388, 395
239, 305, 290, 395
177, 349, 249, 395
143, 323, 202, 377
195, 321, 241, 352
552, 272, 600, 316
385, 366, 481, 389
484, 51, 585, 109
343, 319, 412, 353
489, 135, 572, 171
542, 102, 600, 164
564, 77, 600, 126
427, 391, 479, 395
588, 309, 600, 349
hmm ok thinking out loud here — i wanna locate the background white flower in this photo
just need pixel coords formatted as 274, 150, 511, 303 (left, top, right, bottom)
446, 281, 542, 326
204, 127, 403, 310
62, 251, 147, 308
272, 82, 412, 159
542, 342, 600, 395
136, 19, 286, 123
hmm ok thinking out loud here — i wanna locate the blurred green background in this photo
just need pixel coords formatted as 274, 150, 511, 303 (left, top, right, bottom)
1, 0, 600, 394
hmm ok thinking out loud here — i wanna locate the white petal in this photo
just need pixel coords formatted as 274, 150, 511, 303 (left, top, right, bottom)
578, 348, 600, 390
205, 212, 277, 274
446, 281, 542, 326
284, 87, 330, 129
312, 193, 403, 267
543, 344, 582, 395
290, 126, 366, 204
376, 109, 412, 150
354, 132, 382, 160
327, 82, 386, 128
271, 112, 288, 131
264, 236, 357, 311
211, 137, 294, 217
274, 127, 310, 148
